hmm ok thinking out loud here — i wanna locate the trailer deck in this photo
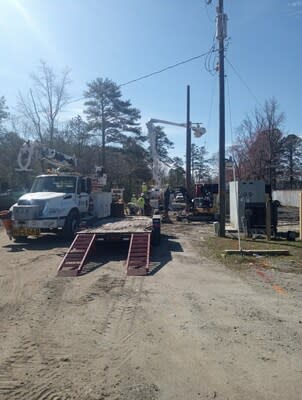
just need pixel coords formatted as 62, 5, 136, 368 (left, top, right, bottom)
79, 216, 153, 238
57, 216, 159, 277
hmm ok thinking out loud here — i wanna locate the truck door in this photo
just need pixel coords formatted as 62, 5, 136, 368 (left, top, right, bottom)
77, 178, 89, 214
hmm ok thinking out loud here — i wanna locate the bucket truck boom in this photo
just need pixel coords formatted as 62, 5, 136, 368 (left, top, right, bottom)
146, 118, 206, 188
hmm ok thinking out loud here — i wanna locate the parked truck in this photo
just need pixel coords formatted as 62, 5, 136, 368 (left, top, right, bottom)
10, 172, 111, 240
4, 141, 111, 241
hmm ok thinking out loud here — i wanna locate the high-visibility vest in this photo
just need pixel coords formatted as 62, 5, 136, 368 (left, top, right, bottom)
137, 197, 145, 209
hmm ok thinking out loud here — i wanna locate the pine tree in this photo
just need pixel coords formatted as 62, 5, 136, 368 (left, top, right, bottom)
149, 125, 174, 165
84, 78, 142, 168
279, 134, 302, 189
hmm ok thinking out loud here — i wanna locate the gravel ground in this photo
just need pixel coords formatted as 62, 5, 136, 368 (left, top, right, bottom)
0, 218, 301, 400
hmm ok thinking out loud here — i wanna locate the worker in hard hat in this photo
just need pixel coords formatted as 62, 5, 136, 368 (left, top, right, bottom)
163, 186, 171, 219
141, 182, 148, 195
137, 193, 145, 215
130, 193, 137, 203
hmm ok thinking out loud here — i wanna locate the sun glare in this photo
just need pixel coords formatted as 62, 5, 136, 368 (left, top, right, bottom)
0, 0, 58, 58
10, 0, 40, 35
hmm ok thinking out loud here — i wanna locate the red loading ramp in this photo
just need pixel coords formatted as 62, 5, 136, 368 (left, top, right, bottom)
57, 233, 96, 277
126, 233, 151, 276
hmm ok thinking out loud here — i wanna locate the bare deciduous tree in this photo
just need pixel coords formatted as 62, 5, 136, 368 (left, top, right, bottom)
18, 60, 71, 144
0, 96, 9, 134
230, 98, 285, 188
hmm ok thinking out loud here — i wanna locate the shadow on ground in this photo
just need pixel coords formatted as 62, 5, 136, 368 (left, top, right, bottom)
148, 234, 183, 276
81, 241, 130, 275
81, 234, 184, 276
2, 234, 72, 252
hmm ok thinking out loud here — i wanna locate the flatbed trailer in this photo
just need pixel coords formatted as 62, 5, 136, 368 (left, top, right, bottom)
57, 216, 161, 277
80, 216, 154, 240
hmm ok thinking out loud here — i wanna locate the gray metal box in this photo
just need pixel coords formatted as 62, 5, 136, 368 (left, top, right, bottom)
229, 180, 265, 230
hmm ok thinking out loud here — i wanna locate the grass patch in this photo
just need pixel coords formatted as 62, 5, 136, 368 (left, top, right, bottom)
203, 235, 302, 273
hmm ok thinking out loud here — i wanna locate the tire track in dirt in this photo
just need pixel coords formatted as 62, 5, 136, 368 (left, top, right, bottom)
82, 273, 159, 399
101, 277, 160, 399
0, 277, 77, 400
0, 266, 22, 319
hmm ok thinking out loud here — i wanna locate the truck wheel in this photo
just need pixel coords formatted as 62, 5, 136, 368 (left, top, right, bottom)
62, 210, 79, 239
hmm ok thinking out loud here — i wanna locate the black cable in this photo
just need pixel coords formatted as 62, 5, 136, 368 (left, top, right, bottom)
65, 49, 217, 106
119, 49, 217, 87
15, 48, 218, 117
225, 56, 263, 109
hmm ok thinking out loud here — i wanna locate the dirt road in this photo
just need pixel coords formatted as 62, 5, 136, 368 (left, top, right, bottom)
0, 221, 301, 400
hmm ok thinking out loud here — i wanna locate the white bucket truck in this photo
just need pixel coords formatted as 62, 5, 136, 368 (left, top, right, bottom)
8, 141, 112, 241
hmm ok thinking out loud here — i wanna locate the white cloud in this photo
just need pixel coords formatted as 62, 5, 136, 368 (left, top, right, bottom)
289, 1, 302, 6
287, 1, 302, 16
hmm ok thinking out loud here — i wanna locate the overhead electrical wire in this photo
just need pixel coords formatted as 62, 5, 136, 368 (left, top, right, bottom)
11, 46, 218, 123
225, 56, 263, 109
64, 49, 218, 107
226, 74, 242, 252
120, 50, 217, 87
203, 0, 214, 23
206, 74, 217, 143
204, 33, 218, 76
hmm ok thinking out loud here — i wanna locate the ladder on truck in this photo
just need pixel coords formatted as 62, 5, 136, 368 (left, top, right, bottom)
126, 233, 151, 276
57, 233, 96, 276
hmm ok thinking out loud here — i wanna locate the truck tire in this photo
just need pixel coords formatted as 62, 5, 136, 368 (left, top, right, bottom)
62, 210, 80, 240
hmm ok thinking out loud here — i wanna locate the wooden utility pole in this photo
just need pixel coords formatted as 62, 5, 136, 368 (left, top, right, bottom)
186, 85, 191, 203
266, 194, 272, 241
217, 0, 226, 237
299, 192, 302, 241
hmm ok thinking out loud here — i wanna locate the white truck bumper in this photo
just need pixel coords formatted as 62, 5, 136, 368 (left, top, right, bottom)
12, 218, 66, 236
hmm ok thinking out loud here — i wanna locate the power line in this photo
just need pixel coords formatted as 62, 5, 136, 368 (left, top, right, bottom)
203, 0, 214, 23
119, 49, 217, 87
65, 49, 217, 106
204, 33, 218, 76
225, 56, 263, 109
226, 76, 234, 143
226, 75, 242, 252
206, 74, 217, 135
12, 48, 217, 123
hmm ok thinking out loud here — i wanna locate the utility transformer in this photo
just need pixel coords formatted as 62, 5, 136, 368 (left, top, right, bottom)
229, 180, 278, 235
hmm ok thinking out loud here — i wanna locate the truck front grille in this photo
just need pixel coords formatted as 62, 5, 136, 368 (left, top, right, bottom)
13, 205, 42, 220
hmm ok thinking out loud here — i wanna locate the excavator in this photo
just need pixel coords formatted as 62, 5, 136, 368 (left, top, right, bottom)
187, 183, 219, 221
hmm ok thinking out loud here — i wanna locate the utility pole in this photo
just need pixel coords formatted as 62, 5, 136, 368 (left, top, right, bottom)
217, 0, 227, 237
186, 85, 192, 203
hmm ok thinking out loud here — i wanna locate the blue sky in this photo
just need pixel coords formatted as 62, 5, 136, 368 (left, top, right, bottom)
0, 0, 301, 160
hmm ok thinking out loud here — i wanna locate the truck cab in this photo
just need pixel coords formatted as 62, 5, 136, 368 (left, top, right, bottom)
10, 173, 92, 240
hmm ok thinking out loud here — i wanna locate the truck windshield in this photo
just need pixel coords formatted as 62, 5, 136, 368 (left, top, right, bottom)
30, 176, 76, 194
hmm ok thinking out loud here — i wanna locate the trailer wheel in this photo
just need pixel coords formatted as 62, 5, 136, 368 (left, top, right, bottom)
62, 210, 80, 239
